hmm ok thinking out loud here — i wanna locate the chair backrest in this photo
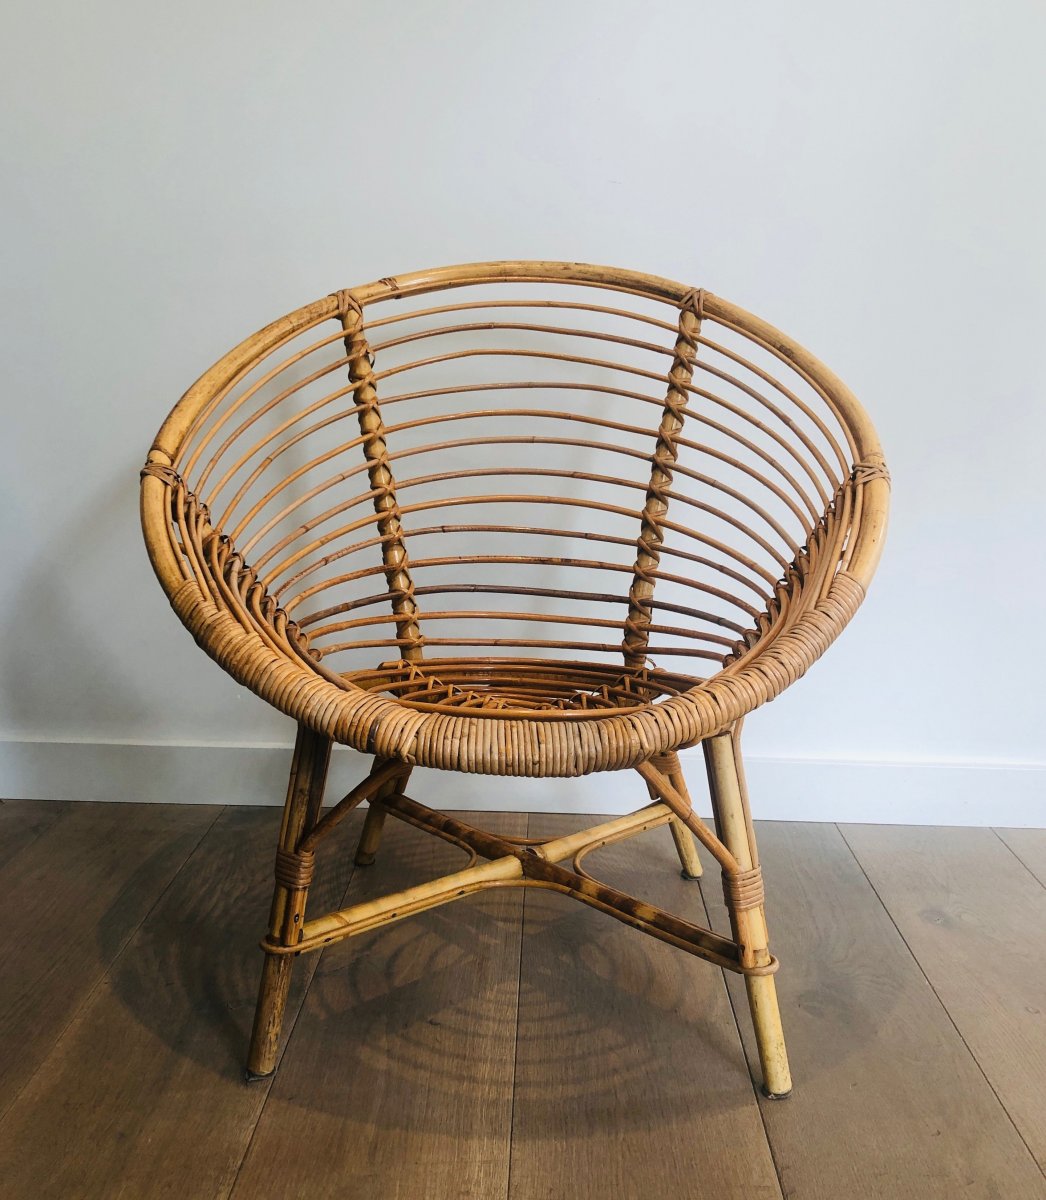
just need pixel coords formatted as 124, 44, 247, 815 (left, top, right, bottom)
143, 262, 887, 715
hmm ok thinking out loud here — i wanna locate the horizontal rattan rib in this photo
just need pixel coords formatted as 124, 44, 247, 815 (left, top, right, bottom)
141, 261, 888, 777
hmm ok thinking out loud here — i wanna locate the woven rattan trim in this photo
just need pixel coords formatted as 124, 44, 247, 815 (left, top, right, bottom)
274, 847, 315, 890
160, 561, 864, 775
722, 866, 765, 912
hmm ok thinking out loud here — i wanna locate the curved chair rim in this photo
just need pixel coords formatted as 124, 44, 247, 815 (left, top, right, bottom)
141, 261, 889, 776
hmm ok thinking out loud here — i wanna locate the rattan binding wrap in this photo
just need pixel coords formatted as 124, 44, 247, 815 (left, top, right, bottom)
141, 261, 888, 777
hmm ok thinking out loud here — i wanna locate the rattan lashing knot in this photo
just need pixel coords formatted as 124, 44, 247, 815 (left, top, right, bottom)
722, 865, 764, 912
274, 847, 315, 890
621, 612, 649, 647
851, 456, 890, 486
140, 461, 182, 487
679, 287, 706, 322
333, 288, 364, 321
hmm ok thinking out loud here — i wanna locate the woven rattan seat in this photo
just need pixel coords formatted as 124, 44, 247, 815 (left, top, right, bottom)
141, 261, 888, 1098
354, 656, 685, 710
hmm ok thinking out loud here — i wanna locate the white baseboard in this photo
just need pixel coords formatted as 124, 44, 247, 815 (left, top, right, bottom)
1, 738, 1043, 827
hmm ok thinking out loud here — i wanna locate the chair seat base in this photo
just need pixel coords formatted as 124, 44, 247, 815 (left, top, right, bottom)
347, 655, 703, 718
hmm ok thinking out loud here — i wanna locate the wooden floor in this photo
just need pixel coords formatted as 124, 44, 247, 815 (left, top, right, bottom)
1, 798, 1044, 1199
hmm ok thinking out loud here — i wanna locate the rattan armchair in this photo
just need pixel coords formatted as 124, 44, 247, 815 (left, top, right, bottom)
141, 261, 888, 1098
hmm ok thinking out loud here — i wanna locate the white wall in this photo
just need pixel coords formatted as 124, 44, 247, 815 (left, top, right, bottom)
2, 1, 1044, 823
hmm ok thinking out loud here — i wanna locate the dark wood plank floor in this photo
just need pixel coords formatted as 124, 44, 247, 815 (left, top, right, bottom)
509, 814, 781, 1200
1, 798, 1043, 1199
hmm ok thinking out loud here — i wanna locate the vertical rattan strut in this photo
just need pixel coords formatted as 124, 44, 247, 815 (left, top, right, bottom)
336, 291, 424, 662
623, 287, 703, 669
140, 260, 889, 1101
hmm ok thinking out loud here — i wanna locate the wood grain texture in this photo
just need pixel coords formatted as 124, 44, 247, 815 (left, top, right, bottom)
843, 823, 1046, 1175
230, 811, 527, 1200
0, 806, 359, 1200
997, 827, 1046, 888
0, 800, 217, 1122
0, 799, 70, 871
704, 821, 1046, 1199
508, 813, 781, 1200
4, 800, 1045, 1200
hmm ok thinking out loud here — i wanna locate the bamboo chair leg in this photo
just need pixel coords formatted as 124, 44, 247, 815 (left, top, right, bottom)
703, 730, 792, 1099
246, 723, 331, 1081
642, 753, 703, 879
353, 758, 411, 866
669, 817, 703, 880
354, 802, 388, 866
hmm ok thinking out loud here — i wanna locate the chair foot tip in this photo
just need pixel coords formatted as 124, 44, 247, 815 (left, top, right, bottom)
244, 1066, 275, 1084
760, 1084, 792, 1101
354, 852, 377, 866
679, 868, 703, 880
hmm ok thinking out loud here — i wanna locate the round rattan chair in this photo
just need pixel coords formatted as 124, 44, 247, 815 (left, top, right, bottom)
140, 261, 888, 1097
